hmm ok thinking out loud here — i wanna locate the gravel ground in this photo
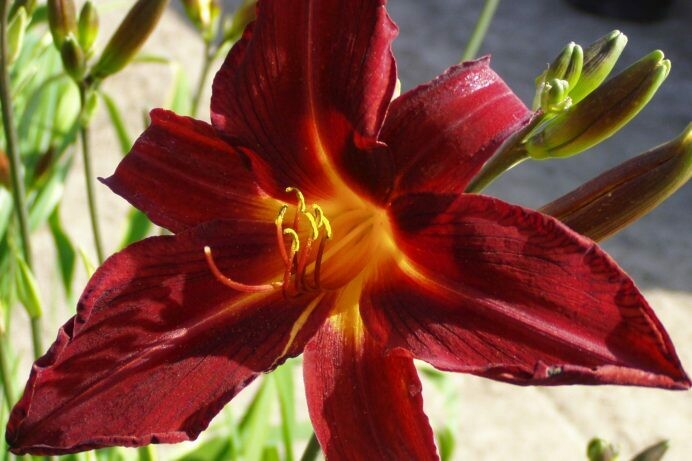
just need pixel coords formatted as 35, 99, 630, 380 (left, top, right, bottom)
25, 1, 691, 460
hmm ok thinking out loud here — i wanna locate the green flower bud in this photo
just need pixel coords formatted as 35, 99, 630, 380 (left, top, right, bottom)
225, 0, 256, 42
7, 6, 27, 65
181, 0, 217, 30
9, 0, 36, 18
60, 35, 85, 82
540, 78, 571, 113
570, 30, 628, 104
541, 124, 691, 242
587, 438, 619, 461
525, 50, 670, 160
77, 0, 99, 57
90, 0, 169, 80
631, 440, 669, 461
546, 41, 583, 90
47, 0, 77, 49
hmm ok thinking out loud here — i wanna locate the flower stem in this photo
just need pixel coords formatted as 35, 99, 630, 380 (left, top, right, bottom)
299, 433, 321, 461
0, 0, 43, 358
190, 41, 215, 118
0, 338, 14, 410
79, 85, 105, 264
462, 0, 501, 61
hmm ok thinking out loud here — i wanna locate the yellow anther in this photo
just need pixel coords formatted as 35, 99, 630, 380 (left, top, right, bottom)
302, 211, 319, 239
285, 187, 306, 212
275, 205, 289, 225
283, 228, 300, 253
312, 205, 333, 239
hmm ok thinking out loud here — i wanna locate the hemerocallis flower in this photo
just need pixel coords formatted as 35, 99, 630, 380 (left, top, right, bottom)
7, 0, 689, 458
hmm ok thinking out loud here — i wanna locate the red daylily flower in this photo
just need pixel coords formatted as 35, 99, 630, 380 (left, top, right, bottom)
7, 0, 689, 458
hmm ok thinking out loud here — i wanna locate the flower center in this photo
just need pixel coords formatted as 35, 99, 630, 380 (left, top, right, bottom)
204, 187, 391, 297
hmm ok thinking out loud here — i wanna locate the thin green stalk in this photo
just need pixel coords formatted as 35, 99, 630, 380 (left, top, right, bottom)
79, 85, 105, 264
137, 445, 158, 461
190, 41, 215, 118
0, 0, 30, 264
300, 433, 321, 461
0, 338, 14, 409
462, 0, 501, 61
0, 0, 43, 358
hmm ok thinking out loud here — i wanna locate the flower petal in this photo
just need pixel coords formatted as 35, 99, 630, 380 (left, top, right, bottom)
102, 109, 278, 234
210, 0, 398, 201
7, 220, 335, 455
381, 58, 531, 199
362, 193, 690, 389
304, 297, 438, 461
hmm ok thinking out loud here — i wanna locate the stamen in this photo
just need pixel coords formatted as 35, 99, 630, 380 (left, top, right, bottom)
204, 246, 275, 293
313, 205, 333, 239
285, 187, 306, 212
311, 235, 328, 289
302, 211, 319, 239
283, 228, 300, 253
275, 205, 290, 266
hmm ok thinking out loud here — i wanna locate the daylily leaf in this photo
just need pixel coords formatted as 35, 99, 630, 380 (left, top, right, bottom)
49, 208, 77, 298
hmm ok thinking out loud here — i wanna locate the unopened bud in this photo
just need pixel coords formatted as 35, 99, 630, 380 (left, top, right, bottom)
225, 0, 256, 42
631, 440, 669, 461
7, 6, 27, 65
541, 125, 691, 242
546, 41, 583, 90
540, 78, 571, 113
10, 0, 36, 18
60, 35, 85, 81
587, 438, 619, 461
181, 0, 217, 30
77, 1, 99, 56
0, 149, 9, 189
526, 50, 670, 160
570, 30, 628, 104
90, 0, 169, 80
47, 0, 77, 49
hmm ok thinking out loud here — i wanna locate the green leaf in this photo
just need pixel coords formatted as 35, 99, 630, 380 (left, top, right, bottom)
100, 90, 133, 155
12, 248, 43, 319
119, 209, 152, 248
436, 426, 456, 461
137, 445, 158, 461
631, 440, 669, 461
49, 208, 76, 297
273, 361, 296, 461
239, 377, 275, 461
28, 154, 72, 231
262, 445, 281, 461
77, 246, 96, 277
174, 437, 234, 461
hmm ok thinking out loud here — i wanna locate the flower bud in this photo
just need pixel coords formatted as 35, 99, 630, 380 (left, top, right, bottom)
569, 30, 628, 104
60, 34, 86, 82
77, 0, 99, 57
90, 0, 169, 80
587, 438, 619, 461
525, 50, 670, 160
9, 0, 36, 18
225, 0, 256, 42
540, 78, 571, 113
181, 0, 217, 30
0, 149, 10, 189
540, 124, 692, 242
7, 6, 27, 65
631, 440, 669, 461
546, 41, 583, 90
47, 0, 77, 49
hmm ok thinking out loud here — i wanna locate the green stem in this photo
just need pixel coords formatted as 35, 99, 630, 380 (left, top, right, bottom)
190, 41, 215, 118
300, 433, 321, 461
462, 0, 501, 61
79, 85, 105, 264
0, 0, 43, 358
0, 338, 14, 409
465, 116, 543, 193
0, 0, 30, 265
137, 445, 158, 461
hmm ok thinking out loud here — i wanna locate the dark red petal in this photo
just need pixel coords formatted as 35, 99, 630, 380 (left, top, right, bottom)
304, 304, 438, 461
7, 220, 335, 455
211, 0, 398, 201
102, 109, 279, 234
382, 57, 531, 199
363, 193, 690, 388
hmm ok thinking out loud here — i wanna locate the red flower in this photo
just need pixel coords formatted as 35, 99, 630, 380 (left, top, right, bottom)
7, 0, 689, 458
